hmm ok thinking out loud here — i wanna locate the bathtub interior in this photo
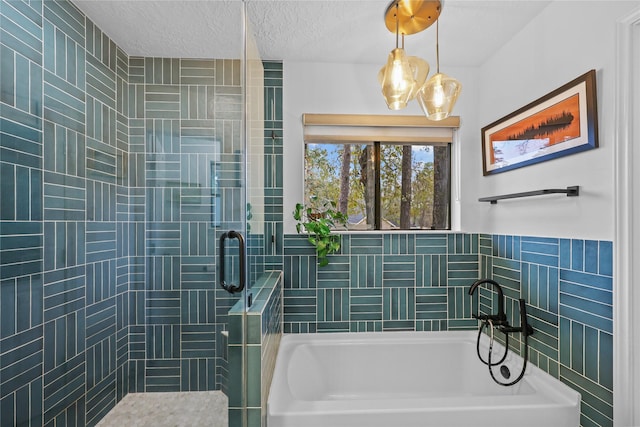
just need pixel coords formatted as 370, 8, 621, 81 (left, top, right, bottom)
286, 338, 536, 401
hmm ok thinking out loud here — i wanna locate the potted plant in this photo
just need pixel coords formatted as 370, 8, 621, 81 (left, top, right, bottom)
293, 199, 348, 267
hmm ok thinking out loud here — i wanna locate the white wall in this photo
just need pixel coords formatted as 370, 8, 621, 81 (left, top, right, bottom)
282, 61, 477, 233
466, 1, 640, 240
282, 1, 639, 240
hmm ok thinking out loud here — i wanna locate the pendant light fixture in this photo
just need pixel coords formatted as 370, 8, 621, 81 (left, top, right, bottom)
416, 18, 461, 121
380, 2, 417, 110
379, 0, 460, 119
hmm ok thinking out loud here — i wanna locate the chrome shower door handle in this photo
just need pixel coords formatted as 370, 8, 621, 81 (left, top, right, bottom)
219, 230, 246, 294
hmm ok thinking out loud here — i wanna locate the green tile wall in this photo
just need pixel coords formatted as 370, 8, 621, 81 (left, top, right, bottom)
262, 61, 283, 273
1, 1, 271, 424
283, 233, 479, 333
1, 0, 129, 424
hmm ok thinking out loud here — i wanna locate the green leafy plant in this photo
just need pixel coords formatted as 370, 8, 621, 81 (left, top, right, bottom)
293, 199, 347, 267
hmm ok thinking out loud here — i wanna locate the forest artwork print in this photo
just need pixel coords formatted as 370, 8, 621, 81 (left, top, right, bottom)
481, 69, 599, 175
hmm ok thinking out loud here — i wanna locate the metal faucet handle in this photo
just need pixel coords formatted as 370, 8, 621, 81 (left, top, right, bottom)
494, 299, 535, 337
499, 324, 534, 335
472, 313, 508, 326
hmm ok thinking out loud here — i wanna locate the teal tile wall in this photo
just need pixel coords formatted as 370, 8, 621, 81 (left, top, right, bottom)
1, 0, 128, 424
283, 233, 479, 333
479, 235, 613, 427
1, 1, 270, 425
262, 61, 283, 273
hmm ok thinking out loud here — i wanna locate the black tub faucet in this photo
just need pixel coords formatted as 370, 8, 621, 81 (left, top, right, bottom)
470, 279, 535, 386
468, 279, 507, 325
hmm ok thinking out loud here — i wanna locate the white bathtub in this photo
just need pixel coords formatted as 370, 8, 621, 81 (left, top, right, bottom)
267, 330, 580, 427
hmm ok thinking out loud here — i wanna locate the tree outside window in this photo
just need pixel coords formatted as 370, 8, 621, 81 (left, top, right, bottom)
304, 142, 451, 230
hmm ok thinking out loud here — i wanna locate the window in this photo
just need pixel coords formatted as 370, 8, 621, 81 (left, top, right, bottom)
304, 141, 451, 230
302, 114, 459, 231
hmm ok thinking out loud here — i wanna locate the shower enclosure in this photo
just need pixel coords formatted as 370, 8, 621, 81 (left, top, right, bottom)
135, 0, 264, 399
0, 0, 264, 424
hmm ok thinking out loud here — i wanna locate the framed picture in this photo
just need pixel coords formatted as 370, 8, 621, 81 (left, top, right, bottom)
481, 69, 598, 176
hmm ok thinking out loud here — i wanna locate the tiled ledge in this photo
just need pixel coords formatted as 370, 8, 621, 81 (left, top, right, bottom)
227, 271, 283, 427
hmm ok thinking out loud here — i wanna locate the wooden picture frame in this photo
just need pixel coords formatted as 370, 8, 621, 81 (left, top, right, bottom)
481, 69, 598, 176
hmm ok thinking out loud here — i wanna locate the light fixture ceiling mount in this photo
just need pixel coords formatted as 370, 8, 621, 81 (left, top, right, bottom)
379, 0, 460, 120
384, 0, 441, 36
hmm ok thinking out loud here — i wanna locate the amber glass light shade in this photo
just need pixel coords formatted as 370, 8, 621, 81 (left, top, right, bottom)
378, 56, 429, 102
416, 72, 462, 121
381, 48, 416, 110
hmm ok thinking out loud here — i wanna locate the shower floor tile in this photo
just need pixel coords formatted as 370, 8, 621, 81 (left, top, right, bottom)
96, 391, 228, 427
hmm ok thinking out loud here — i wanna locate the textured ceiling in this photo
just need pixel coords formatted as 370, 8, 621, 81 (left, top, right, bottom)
73, 0, 552, 67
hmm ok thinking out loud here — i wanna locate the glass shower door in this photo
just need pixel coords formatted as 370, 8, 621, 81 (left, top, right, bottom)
222, 1, 265, 426
217, 0, 264, 306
